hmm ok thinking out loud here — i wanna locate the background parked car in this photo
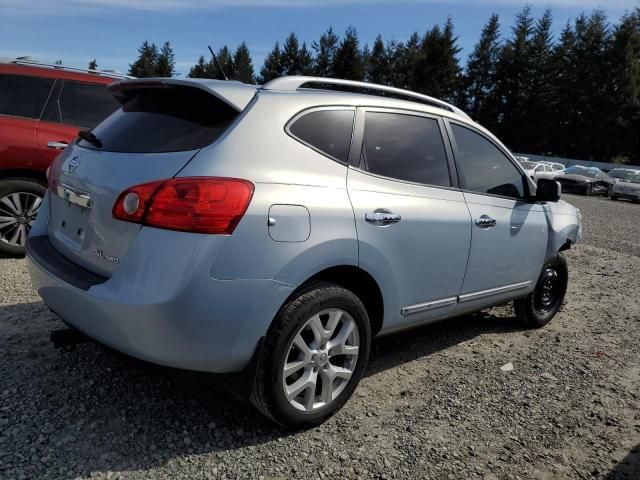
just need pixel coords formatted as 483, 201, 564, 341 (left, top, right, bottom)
607, 167, 640, 183
537, 161, 566, 173
557, 166, 614, 196
517, 160, 559, 183
610, 172, 640, 203
0, 57, 126, 255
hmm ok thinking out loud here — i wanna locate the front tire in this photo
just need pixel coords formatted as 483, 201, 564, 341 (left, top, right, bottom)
514, 253, 568, 329
0, 178, 46, 257
251, 282, 371, 428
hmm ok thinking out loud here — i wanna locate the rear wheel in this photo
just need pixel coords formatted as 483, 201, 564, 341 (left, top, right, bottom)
611, 195, 618, 201
0, 179, 46, 256
251, 282, 371, 428
514, 253, 568, 329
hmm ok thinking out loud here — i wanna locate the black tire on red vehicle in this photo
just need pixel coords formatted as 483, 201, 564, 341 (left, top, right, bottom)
0, 178, 46, 257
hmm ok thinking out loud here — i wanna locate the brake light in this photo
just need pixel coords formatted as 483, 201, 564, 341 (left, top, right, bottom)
113, 177, 254, 234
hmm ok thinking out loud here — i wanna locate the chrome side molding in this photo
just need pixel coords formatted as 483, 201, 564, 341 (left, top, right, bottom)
401, 281, 533, 315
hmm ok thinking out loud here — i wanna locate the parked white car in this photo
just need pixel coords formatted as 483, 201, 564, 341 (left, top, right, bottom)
519, 161, 560, 183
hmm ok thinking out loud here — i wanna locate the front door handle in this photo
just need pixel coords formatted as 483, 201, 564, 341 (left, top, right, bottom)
475, 214, 496, 228
47, 141, 69, 150
365, 209, 401, 226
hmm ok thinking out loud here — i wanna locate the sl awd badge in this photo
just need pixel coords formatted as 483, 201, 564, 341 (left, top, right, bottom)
94, 249, 120, 264
67, 155, 81, 173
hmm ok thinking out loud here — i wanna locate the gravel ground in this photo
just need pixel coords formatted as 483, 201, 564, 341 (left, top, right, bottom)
0, 194, 638, 480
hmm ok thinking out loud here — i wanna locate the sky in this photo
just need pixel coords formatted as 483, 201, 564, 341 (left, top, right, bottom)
0, 0, 637, 78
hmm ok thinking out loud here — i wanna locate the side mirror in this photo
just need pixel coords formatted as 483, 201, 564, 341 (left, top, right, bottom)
536, 178, 560, 202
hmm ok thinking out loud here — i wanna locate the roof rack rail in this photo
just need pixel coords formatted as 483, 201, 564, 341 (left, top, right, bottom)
262, 76, 469, 118
0, 57, 133, 80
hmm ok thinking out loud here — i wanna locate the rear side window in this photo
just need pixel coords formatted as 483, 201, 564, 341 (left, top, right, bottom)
361, 111, 450, 187
58, 81, 120, 129
0, 74, 54, 119
288, 109, 354, 163
78, 86, 239, 153
451, 124, 525, 199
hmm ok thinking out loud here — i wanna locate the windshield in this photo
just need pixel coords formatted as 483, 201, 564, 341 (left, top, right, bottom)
519, 161, 538, 170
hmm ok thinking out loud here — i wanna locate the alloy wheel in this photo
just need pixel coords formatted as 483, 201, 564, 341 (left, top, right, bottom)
0, 192, 42, 248
282, 308, 360, 412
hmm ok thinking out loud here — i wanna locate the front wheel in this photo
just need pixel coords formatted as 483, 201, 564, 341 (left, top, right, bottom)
514, 253, 568, 329
0, 178, 46, 256
251, 282, 371, 428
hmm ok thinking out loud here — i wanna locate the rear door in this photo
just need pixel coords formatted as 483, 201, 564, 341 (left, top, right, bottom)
347, 108, 471, 333
46, 82, 247, 276
37, 80, 120, 162
0, 73, 54, 170
446, 121, 547, 309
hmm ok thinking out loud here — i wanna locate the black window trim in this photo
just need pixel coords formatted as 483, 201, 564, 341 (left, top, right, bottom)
0, 72, 56, 122
285, 105, 356, 165
347, 106, 460, 191
444, 119, 535, 203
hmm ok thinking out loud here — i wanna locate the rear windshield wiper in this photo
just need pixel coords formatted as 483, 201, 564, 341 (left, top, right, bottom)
78, 130, 103, 148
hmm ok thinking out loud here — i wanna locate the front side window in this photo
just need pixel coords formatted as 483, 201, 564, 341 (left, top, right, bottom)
451, 123, 525, 199
59, 81, 120, 129
288, 109, 354, 163
0, 74, 54, 119
361, 111, 450, 187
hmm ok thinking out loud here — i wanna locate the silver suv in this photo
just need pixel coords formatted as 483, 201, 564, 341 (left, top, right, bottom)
26, 76, 582, 427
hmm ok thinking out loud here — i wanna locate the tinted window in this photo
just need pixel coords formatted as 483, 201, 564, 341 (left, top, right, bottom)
0, 74, 54, 119
451, 124, 525, 199
289, 109, 354, 162
58, 81, 120, 129
361, 112, 450, 187
78, 86, 238, 153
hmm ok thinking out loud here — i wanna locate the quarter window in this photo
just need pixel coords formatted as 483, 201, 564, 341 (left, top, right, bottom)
289, 109, 354, 163
361, 112, 450, 187
58, 81, 120, 129
451, 124, 525, 199
0, 74, 54, 119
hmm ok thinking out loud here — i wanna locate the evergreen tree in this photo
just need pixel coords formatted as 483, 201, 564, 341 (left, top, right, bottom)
366, 35, 390, 85
333, 26, 365, 81
232, 42, 255, 83
188, 55, 208, 78
259, 42, 284, 83
156, 41, 175, 77
128, 41, 159, 78
281, 32, 302, 75
399, 32, 422, 91
298, 42, 314, 76
88, 59, 98, 70
313, 27, 339, 77
416, 18, 461, 101
462, 14, 501, 128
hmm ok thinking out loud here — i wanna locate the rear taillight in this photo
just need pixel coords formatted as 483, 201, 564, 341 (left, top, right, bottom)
113, 177, 254, 234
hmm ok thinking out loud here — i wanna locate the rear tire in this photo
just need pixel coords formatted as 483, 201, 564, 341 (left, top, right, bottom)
251, 282, 371, 428
0, 178, 46, 257
611, 195, 618, 201
514, 253, 568, 329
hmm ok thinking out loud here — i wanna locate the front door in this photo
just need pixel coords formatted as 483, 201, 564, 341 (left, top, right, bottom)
347, 109, 472, 333
446, 121, 547, 311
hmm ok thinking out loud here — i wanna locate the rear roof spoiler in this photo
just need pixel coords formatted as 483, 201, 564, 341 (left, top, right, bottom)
108, 78, 258, 111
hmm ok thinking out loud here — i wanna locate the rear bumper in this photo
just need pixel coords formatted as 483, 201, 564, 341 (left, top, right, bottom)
26, 234, 295, 373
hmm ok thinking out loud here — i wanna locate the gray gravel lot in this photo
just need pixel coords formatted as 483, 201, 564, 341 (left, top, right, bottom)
0, 194, 638, 480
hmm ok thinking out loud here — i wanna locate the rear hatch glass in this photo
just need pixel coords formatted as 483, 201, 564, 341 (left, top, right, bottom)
48, 84, 241, 277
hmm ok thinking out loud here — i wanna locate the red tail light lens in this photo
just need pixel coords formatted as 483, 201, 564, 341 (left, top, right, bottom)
113, 177, 254, 234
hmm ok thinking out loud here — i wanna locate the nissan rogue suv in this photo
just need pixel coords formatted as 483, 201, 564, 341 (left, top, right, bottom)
0, 57, 124, 255
26, 76, 582, 428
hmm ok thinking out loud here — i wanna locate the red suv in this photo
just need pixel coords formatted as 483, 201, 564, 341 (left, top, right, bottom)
0, 58, 125, 255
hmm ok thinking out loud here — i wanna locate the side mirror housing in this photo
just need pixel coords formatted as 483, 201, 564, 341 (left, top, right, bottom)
536, 178, 561, 202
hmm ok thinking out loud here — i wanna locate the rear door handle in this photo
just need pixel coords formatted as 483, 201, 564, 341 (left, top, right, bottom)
475, 214, 496, 228
47, 141, 69, 149
365, 209, 401, 226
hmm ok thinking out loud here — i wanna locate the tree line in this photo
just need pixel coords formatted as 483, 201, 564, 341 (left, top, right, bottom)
116, 7, 640, 163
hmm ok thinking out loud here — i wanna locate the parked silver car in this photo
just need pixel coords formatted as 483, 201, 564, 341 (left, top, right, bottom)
26, 76, 582, 427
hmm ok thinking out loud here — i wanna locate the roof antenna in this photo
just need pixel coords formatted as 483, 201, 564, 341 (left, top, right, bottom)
208, 45, 229, 81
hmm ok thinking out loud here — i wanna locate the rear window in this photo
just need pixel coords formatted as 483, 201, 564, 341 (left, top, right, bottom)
78, 86, 239, 153
288, 109, 354, 163
0, 74, 54, 119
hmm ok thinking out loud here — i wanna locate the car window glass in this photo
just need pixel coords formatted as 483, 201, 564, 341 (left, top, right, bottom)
289, 110, 354, 163
361, 111, 450, 187
59, 81, 120, 129
78, 86, 239, 153
451, 123, 525, 199
0, 74, 54, 119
